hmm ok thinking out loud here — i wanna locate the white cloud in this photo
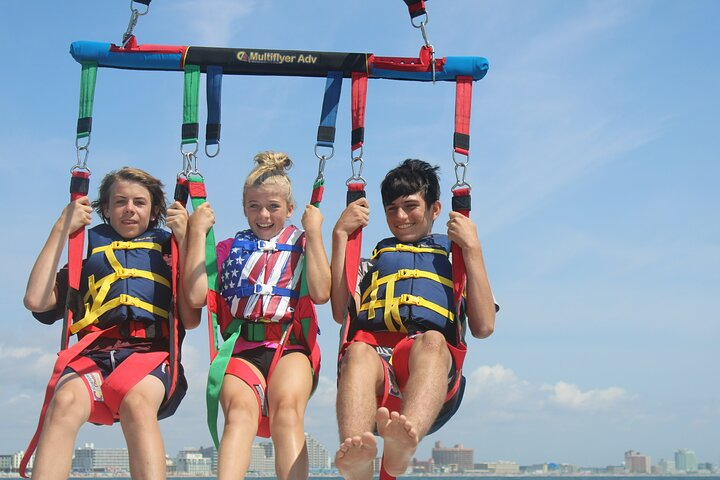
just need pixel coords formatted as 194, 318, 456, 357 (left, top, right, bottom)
464, 364, 628, 419
541, 381, 628, 411
0, 345, 41, 360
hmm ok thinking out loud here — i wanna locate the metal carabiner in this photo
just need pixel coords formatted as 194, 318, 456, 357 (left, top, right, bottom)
314, 154, 328, 185
346, 148, 367, 185
122, 0, 151, 47
451, 150, 472, 190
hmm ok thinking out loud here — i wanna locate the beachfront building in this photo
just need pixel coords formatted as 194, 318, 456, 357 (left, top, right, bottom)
71, 443, 129, 473
656, 458, 676, 474
176, 448, 212, 475
625, 450, 651, 474
675, 448, 698, 473
199, 445, 218, 474
305, 432, 331, 471
431, 441, 474, 472
250, 441, 275, 473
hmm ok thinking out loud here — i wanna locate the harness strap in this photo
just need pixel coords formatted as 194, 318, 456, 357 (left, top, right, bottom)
451, 187, 471, 317
205, 66, 222, 156
76, 63, 97, 142
20, 327, 111, 478
372, 244, 448, 258
402, 0, 427, 19
351, 72, 368, 151
316, 71, 343, 149
454, 76, 473, 156
187, 176, 221, 360
62, 171, 91, 350
182, 65, 200, 147
233, 238, 303, 253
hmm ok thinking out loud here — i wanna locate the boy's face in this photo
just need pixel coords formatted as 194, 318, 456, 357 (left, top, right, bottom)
103, 179, 154, 239
384, 193, 441, 243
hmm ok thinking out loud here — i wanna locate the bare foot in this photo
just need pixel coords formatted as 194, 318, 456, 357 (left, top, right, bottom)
376, 407, 419, 476
335, 432, 378, 480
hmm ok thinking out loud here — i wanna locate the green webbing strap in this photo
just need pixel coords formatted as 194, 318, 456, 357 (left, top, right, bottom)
182, 65, 200, 145
187, 174, 219, 356
77, 63, 97, 140
206, 318, 241, 449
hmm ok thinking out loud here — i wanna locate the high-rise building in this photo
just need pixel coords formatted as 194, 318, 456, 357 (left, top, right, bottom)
176, 449, 211, 475
675, 448, 698, 473
656, 458, 676, 474
431, 441, 474, 472
72, 443, 129, 473
199, 446, 218, 474
305, 432, 331, 471
624, 450, 651, 474
249, 441, 275, 473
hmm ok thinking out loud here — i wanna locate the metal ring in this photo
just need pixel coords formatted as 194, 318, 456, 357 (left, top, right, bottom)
180, 141, 199, 156
314, 144, 335, 162
205, 142, 221, 158
411, 13, 429, 30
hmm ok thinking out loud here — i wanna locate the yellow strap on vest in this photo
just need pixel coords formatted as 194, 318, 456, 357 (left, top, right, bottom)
359, 294, 455, 332
72, 240, 170, 334
70, 294, 169, 334
371, 243, 448, 259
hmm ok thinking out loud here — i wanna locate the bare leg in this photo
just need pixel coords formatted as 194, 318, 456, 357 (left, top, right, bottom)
119, 375, 166, 480
217, 364, 262, 480
267, 352, 313, 480
335, 342, 385, 480
31, 374, 90, 480
380, 331, 452, 476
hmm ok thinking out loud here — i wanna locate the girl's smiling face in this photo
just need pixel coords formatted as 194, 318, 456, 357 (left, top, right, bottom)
243, 184, 294, 240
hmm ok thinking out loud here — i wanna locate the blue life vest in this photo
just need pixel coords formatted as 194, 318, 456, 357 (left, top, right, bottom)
220, 226, 305, 331
70, 223, 173, 336
355, 234, 464, 344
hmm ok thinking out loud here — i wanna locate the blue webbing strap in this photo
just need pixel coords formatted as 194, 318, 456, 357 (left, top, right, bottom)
205, 66, 223, 153
316, 71, 343, 149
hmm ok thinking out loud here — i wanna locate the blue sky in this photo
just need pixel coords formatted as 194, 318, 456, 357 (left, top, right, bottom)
1, 0, 718, 469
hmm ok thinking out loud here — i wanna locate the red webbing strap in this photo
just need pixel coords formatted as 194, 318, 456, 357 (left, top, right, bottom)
20, 327, 111, 478
351, 72, 368, 152
102, 351, 169, 414
166, 176, 189, 401
344, 183, 366, 295
451, 187, 471, 311
403, 0, 427, 18
380, 459, 396, 480
454, 76, 473, 156
62, 171, 91, 350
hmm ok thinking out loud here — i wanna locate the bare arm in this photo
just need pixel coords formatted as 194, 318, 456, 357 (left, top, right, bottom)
24, 197, 93, 313
166, 201, 201, 330
183, 202, 215, 309
300, 205, 331, 304
447, 211, 496, 339
330, 198, 369, 324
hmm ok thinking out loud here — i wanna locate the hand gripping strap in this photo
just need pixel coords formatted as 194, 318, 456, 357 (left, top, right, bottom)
62, 170, 91, 350
451, 187, 471, 321
344, 183, 366, 295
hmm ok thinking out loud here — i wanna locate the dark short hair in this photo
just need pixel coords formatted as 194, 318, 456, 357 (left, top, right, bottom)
381, 159, 441, 207
92, 167, 166, 229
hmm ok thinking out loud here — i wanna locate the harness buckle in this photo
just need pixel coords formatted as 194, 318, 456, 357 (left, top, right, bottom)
257, 240, 277, 252
397, 269, 419, 279
116, 268, 137, 279
253, 283, 274, 295
399, 294, 422, 306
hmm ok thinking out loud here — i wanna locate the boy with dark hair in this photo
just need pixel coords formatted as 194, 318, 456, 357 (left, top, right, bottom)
330, 159, 497, 480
